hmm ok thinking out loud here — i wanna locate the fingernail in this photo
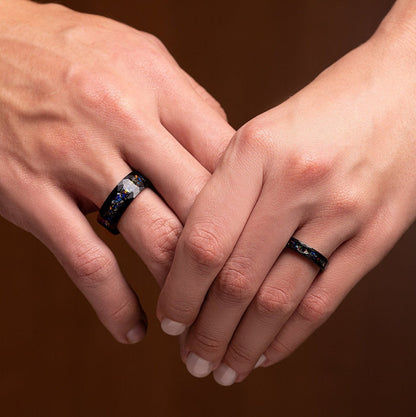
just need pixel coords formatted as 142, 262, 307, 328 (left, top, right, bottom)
126, 324, 145, 344
255, 354, 266, 369
186, 352, 213, 378
213, 363, 237, 386
161, 318, 186, 336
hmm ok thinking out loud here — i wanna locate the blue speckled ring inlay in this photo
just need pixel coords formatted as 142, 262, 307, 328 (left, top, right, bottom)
286, 237, 328, 271
97, 171, 151, 235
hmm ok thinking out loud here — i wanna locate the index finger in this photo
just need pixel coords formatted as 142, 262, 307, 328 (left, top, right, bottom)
158, 72, 235, 173
156, 138, 263, 335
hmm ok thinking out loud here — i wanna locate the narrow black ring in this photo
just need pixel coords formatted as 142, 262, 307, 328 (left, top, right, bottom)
286, 237, 328, 271
97, 171, 152, 235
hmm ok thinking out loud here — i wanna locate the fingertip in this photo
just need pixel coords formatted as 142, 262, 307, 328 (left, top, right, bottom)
186, 352, 213, 378
125, 321, 147, 344
161, 318, 186, 336
213, 363, 237, 386
254, 354, 267, 368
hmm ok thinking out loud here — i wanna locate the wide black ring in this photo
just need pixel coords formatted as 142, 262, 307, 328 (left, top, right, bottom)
286, 237, 328, 271
97, 171, 151, 235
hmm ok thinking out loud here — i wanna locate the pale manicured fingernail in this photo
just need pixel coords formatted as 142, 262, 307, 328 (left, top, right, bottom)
213, 363, 237, 386
186, 352, 213, 378
255, 354, 266, 369
126, 324, 145, 344
161, 318, 186, 336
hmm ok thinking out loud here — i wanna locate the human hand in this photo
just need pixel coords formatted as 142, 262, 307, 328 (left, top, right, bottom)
157, 5, 416, 385
0, 0, 233, 343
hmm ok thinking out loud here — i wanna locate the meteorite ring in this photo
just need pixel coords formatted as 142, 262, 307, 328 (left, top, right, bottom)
97, 171, 152, 235
286, 237, 328, 271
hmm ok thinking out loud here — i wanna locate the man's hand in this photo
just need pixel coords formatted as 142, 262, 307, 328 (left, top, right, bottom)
0, 0, 234, 343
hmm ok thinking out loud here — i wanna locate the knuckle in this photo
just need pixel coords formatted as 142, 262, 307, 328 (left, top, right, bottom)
191, 327, 223, 354
64, 64, 89, 93
134, 36, 172, 82
66, 66, 143, 133
106, 297, 135, 325
215, 262, 253, 304
297, 291, 333, 323
330, 189, 361, 217
66, 66, 126, 116
227, 342, 255, 366
183, 225, 226, 270
254, 285, 296, 316
268, 338, 294, 359
161, 296, 195, 323
43, 2, 70, 14
286, 152, 332, 186
234, 120, 274, 155
140, 32, 166, 51
71, 245, 113, 287
148, 217, 181, 266
66, 66, 110, 107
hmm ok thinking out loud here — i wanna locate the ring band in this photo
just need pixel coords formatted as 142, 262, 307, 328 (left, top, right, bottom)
97, 171, 151, 235
286, 237, 328, 271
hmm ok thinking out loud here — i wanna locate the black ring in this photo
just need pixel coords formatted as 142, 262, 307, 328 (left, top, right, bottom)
286, 237, 328, 271
97, 171, 152, 235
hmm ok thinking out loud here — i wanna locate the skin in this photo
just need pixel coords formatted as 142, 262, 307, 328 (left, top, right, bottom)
0, 0, 234, 344
2, 0, 415, 388
157, 0, 416, 385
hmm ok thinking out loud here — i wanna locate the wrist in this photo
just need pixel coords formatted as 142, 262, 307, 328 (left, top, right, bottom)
362, 1, 416, 119
372, 0, 416, 56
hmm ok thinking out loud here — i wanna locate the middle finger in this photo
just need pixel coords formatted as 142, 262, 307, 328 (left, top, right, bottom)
182, 193, 300, 378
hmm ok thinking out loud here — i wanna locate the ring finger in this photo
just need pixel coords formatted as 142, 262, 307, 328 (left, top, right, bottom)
94, 124, 216, 283
49, 152, 184, 340
213, 224, 347, 386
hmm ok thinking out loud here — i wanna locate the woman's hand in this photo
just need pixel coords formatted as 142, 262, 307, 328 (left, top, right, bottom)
157, 3, 416, 385
0, 0, 233, 344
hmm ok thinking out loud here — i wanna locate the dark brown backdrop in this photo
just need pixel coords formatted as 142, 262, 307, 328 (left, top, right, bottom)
1, 1, 415, 416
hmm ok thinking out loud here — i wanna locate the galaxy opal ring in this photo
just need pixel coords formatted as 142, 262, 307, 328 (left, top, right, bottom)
97, 171, 152, 235
286, 237, 328, 271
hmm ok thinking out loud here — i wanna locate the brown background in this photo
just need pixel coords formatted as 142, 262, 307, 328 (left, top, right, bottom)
1, 0, 415, 416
